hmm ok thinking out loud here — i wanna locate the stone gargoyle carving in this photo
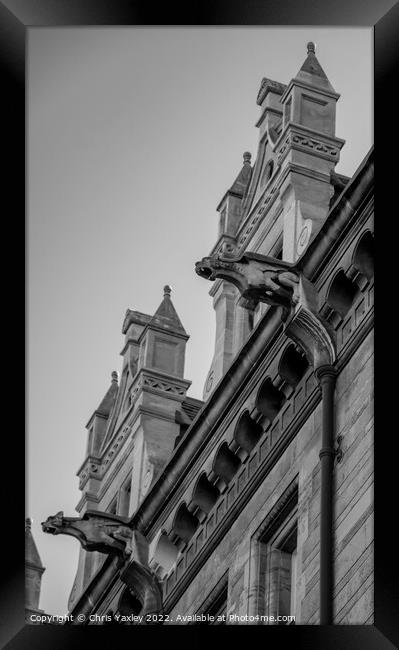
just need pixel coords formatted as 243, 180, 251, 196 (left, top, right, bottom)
42, 510, 163, 619
195, 251, 336, 369
195, 252, 300, 313
42, 510, 134, 557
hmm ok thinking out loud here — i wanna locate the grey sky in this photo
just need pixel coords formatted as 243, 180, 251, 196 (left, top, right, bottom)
28, 27, 372, 616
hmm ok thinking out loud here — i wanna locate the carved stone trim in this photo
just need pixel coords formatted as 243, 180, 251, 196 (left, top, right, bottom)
277, 132, 341, 164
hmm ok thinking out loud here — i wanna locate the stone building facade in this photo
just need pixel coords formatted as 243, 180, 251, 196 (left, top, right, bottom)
41, 43, 374, 625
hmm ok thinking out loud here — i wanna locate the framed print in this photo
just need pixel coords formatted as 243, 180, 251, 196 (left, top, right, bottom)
2, 0, 397, 648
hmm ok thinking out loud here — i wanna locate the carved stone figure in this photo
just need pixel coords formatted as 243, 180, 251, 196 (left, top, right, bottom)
195, 252, 300, 314
41, 510, 134, 557
195, 251, 336, 370
42, 510, 164, 620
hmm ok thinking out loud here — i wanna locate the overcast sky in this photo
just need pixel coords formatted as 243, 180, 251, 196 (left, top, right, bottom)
27, 27, 372, 616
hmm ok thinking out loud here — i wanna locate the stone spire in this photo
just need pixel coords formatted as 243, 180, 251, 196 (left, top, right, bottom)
150, 285, 187, 334
274, 42, 345, 262
96, 371, 119, 417
25, 518, 45, 618
228, 152, 253, 197
294, 42, 336, 92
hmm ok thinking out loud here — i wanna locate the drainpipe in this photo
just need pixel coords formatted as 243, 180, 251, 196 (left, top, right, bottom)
315, 365, 337, 625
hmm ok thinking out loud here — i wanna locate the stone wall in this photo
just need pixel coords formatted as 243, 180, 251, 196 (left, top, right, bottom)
167, 330, 373, 625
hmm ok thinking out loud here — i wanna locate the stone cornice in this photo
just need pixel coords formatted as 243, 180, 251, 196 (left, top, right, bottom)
85, 410, 108, 430
255, 106, 283, 128
119, 336, 139, 357
274, 122, 345, 166
122, 312, 189, 345
216, 188, 245, 213
257, 78, 286, 106
281, 78, 340, 104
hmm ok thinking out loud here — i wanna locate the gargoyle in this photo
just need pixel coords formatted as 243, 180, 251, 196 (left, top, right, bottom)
195, 252, 300, 315
42, 510, 164, 619
195, 251, 336, 369
41, 510, 134, 558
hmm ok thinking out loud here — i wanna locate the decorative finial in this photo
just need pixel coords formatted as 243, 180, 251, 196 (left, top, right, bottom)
163, 285, 172, 297
243, 152, 251, 164
111, 370, 118, 383
26, 517, 32, 529
307, 42, 316, 54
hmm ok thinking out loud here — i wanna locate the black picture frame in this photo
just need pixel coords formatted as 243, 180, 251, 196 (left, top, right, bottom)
3, 1, 397, 648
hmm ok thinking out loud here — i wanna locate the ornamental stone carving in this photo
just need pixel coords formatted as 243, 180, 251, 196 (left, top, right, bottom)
195, 251, 336, 370
42, 510, 134, 557
42, 510, 163, 618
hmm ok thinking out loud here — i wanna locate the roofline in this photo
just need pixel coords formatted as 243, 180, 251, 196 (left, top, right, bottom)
130, 145, 374, 536
68, 146, 374, 618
